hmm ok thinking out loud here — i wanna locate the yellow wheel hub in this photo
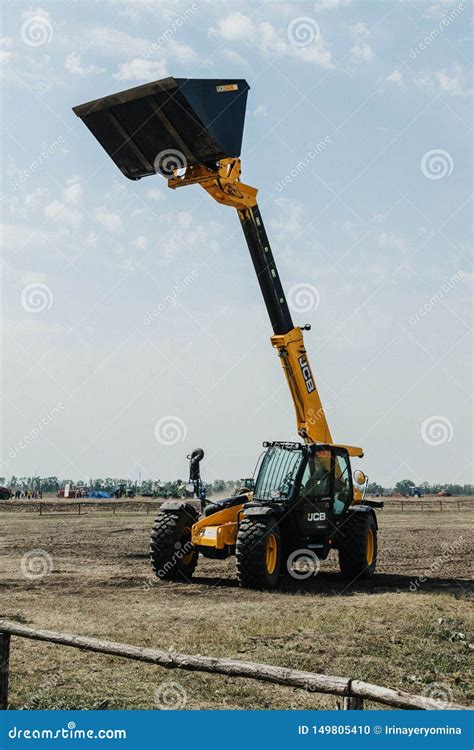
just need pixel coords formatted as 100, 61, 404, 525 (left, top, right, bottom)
366, 528, 375, 565
181, 527, 193, 565
266, 532, 278, 575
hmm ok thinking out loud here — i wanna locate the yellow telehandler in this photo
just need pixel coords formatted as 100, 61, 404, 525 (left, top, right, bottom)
74, 77, 382, 589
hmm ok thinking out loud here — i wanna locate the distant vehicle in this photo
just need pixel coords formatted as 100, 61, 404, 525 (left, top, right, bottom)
0, 486, 12, 500
235, 478, 254, 495
408, 486, 424, 498
113, 485, 136, 499
437, 490, 452, 497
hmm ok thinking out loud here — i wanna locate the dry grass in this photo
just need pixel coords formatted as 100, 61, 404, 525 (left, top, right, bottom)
0, 506, 472, 710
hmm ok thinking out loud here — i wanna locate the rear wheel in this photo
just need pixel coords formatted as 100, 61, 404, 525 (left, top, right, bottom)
236, 517, 281, 590
150, 509, 198, 582
338, 511, 377, 580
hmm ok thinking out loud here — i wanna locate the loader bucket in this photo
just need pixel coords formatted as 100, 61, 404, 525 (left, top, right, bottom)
73, 77, 250, 180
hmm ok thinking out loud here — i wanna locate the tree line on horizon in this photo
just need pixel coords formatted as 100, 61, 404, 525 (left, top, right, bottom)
1, 476, 473, 497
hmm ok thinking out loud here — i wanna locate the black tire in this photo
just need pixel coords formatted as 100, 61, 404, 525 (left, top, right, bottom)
338, 511, 377, 580
150, 509, 198, 582
236, 517, 281, 590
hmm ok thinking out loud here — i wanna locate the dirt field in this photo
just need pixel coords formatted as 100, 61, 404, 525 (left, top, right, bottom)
1, 504, 472, 710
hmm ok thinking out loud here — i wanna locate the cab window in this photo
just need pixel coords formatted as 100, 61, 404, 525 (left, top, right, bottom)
334, 453, 351, 514
301, 452, 331, 499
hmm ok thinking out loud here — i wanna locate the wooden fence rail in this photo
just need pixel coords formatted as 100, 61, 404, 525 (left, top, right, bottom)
0, 620, 469, 712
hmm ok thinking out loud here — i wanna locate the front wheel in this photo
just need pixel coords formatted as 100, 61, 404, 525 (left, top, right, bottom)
150, 509, 198, 582
236, 517, 281, 590
338, 511, 377, 580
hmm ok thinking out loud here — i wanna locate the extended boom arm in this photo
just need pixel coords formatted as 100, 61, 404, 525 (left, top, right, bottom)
169, 158, 363, 458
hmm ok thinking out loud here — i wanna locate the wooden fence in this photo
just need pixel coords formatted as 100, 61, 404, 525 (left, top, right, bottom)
0, 620, 469, 712
0, 498, 471, 515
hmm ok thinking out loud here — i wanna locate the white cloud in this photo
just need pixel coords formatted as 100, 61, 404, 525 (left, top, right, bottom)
63, 180, 82, 204
86, 27, 149, 57
147, 189, 163, 201
270, 198, 304, 235
44, 200, 81, 228
253, 104, 268, 118
133, 236, 148, 249
210, 13, 334, 69
414, 65, 471, 97
209, 12, 255, 42
94, 208, 122, 232
167, 38, 199, 64
65, 52, 105, 76
314, 0, 351, 9
351, 43, 374, 62
0, 36, 14, 67
386, 69, 403, 85
378, 232, 408, 254
25, 187, 49, 208
113, 57, 168, 81
221, 49, 248, 66
349, 21, 373, 63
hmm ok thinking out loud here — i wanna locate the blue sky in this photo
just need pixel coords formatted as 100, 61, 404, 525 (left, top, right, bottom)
1, 0, 472, 487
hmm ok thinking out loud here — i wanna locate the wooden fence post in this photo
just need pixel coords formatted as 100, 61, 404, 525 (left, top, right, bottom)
0, 632, 10, 710
343, 695, 364, 709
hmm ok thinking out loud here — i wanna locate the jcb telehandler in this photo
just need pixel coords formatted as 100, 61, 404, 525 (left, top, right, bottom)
74, 77, 381, 589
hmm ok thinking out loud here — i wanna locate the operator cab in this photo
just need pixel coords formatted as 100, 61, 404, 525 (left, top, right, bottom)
252, 442, 357, 554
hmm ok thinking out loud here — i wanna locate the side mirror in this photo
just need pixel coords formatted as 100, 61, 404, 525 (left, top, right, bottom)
353, 470, 367, 485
